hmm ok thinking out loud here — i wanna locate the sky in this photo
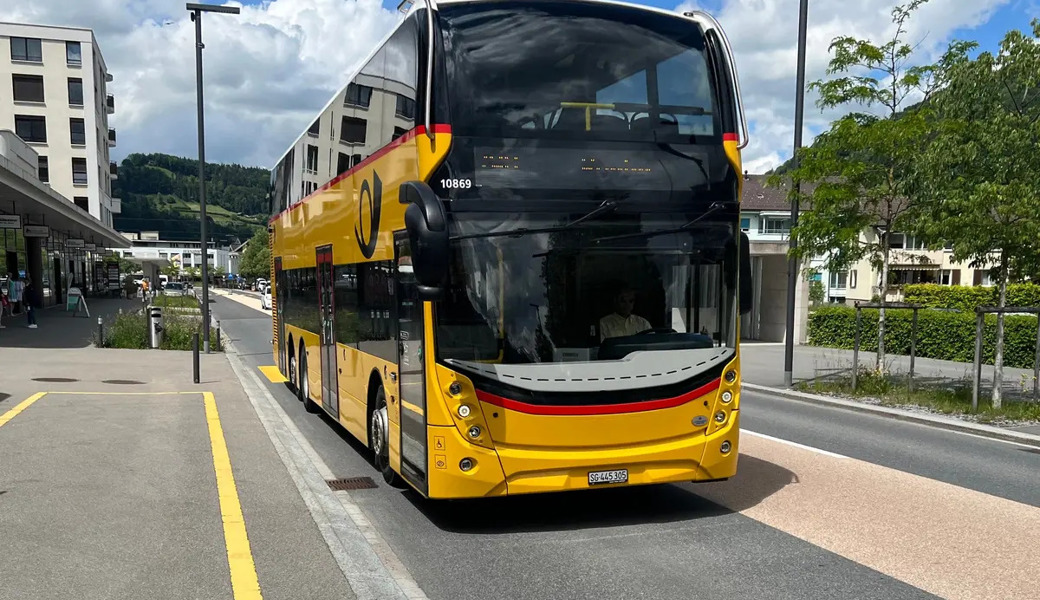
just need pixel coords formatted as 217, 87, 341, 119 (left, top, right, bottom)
4, 0, 1037, 173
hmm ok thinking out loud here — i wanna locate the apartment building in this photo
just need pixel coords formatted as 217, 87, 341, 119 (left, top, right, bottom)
116, 231, 241, 277
0, 22, 119, 229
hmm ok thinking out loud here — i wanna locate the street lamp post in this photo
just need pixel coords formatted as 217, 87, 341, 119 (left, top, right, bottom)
784, 0, 809, 388
187, 2, 239, 353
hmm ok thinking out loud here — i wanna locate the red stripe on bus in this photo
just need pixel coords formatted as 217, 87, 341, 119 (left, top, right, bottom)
268, 123, 453, 225
474, 378, 721, 416
723, 133, 738, 142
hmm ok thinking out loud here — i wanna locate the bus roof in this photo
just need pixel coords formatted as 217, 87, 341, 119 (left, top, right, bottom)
270, 0, 708, 171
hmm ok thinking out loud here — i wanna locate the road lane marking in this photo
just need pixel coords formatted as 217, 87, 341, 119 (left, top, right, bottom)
0, 392, 47, 428
46, 391, 199, 395
258, 366, 287, 383
401, 400, 424, 416
742, 429, 847, 459
204, 391, 264, 600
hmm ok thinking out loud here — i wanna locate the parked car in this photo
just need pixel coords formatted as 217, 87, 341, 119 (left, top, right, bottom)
260, 287, 272, 310
162, 281, 192, 297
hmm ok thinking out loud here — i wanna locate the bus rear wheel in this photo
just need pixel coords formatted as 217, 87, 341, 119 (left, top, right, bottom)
299, 346, 319, 414
370, 387, 403, 486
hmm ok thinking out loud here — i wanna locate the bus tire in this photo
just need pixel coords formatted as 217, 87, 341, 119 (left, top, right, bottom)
300, 343, 319, 413
370, 386, 403, 487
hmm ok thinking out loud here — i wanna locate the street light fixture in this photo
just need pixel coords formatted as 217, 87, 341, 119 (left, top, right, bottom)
784, 0, 809, 388
187, 2, 239, 353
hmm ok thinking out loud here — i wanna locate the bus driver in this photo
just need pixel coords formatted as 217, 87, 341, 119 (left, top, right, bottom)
599, 286, 652, 341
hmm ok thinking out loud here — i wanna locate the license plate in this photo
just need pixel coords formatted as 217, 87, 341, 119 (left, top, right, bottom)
588, 469, 628, 486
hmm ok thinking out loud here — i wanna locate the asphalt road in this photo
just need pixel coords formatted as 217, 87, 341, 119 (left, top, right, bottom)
209, 294, 1039, 600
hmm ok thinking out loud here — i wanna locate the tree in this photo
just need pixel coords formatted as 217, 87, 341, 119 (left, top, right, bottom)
770, 0, 972, 372
239, 228, 271, 280
916, 20, 1040, 408
161, 263, 180, 279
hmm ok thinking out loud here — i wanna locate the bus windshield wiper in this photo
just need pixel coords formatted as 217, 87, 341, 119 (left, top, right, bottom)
449, 198, 626, 242
590, 200, 734, 244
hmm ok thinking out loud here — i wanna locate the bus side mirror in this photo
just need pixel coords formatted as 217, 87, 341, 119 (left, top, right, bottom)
740, 232, 752, 315
400, 181, 449, 300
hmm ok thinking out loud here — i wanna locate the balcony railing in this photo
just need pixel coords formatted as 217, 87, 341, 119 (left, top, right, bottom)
110, 162, 118, 179
106, 94, 115, 114
107, 128, 116, 147
110, 197, 121, 214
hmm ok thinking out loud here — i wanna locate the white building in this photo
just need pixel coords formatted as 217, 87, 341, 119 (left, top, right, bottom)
116, 231, 241, 277
0, 22, 119, 229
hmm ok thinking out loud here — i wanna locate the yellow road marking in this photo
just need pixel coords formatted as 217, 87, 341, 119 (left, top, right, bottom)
401, 400, 424, 416
258, 366, 287, 383
46, 391, 199, 395
204, 391, 263, 600
0, 392, 47, 428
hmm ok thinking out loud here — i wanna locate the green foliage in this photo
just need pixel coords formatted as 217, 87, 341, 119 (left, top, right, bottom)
99, 312, 149, 349
97, 310, 222, 351
153, 294, 199, 309
904, 284, 1040, 311
807, 305, 1040, 369
809, 279, 825, 305
239, 229, 271, 280
113, 152, 269, 243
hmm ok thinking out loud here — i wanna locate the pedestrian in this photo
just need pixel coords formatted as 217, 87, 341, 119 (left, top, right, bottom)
0, 289, 7, 329
23, 276, 37, 329
7, 273, 22, 315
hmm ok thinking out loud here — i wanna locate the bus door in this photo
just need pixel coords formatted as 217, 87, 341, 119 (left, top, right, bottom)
316, 246, 338, 416
394, 233, 428, 492
274, 256, 286, 373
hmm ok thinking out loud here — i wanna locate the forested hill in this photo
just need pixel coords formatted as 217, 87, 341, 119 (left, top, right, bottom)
112, 153, 268, 242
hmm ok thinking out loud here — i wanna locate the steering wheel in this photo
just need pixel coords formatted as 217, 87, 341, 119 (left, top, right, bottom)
637, 327, 677, 335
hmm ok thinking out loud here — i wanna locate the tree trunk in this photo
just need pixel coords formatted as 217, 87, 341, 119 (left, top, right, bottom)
877, 245, 890, 373
991, 251, 1009, 409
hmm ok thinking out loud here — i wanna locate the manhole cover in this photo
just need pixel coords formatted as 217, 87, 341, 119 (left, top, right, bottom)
326, 477, 377, 491
102, 380, 144, 385
32, 377, 78, 383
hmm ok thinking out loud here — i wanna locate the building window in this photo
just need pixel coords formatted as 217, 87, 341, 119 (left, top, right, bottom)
11, 37, 43, 62
392, 126, 408, 141
72, 158, 88, 185
351, 154, 363, 167
73, 196, 89, 211
740, 217, 751, 232
307, 118, 320, 136
395, 94, 416, 120
760, 216, 790, 235
344, 83, 372, 108
974, 269, 994, 286
12, 74, 45, 102
68, 78, 84, 105
70, 118, 86, 145
305, 144, 318, 174
939, 269, 960, 286
14, 115, 46, 143
66, 41, 82, 65
887, 233, 927, 250
38, 156, 48, 183
336, 152, 350, 175
829, 271, 849, 290
340, 116, 366, 144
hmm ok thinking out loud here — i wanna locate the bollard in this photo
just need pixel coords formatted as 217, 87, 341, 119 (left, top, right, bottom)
216, 320, 221, 351
149, 306, 164, 349
852, 307, 861, 391
96, 316, 104, 347
193, 332, 200, 384
909, 308, 918, 393
972, 312, 984, 411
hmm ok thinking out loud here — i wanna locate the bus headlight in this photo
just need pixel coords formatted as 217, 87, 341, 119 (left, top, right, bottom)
468, 426, 481, 439
714, 411, 727, 424
449, 381, 462, 395
458, 404, 472, 418
459, 458, 475, 471
721, 391, 733, 404
720, 441, 732, 454
725, 370, 737, 383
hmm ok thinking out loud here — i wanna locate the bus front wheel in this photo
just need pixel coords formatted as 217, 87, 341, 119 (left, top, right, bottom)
370, 387, 403, 487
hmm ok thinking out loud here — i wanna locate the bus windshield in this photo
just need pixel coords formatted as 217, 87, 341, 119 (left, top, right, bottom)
436, 213, 738, 378
440, 1, 718, 142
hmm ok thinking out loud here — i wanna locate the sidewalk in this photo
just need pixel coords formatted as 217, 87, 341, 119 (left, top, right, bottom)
0, 346, 355, 599
0, 296, 142, 349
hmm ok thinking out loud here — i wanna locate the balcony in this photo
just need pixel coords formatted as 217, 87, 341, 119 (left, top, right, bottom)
108, 128, 116, 147
110, 197, 121, 214
106, 94, 115, 114
110, 161, 118, 180
105, 72, 113, 83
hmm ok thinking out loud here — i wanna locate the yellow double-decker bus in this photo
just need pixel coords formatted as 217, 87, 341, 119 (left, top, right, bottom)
268, 0, 751, 498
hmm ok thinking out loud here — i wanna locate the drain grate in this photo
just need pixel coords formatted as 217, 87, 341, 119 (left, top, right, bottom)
32, 377, 78, 383
326, 477, 377, 491
102, 380, 143, 385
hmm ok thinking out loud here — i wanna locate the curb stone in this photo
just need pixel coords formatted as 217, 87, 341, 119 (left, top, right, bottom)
742, 382, 1040, 449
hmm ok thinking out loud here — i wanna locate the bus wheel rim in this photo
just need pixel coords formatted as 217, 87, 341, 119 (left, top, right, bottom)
372, 406, 388, 461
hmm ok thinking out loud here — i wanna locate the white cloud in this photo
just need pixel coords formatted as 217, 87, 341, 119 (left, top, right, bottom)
7, 0, 1008, 172
678, 0, 1008, 172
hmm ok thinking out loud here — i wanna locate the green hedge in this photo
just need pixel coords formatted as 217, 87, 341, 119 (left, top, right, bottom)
904, 284, 1040, 311
807, 305, 1039, 369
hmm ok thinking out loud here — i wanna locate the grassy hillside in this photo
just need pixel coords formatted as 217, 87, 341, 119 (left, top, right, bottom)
113, 153, 268, 242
